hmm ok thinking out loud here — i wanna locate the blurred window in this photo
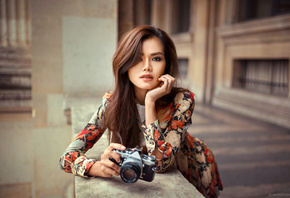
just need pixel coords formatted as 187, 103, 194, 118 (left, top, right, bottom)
233, 59, 289, 97
172, 0, 191, 34
237, 0, 290, 22
134, 0, 152, 26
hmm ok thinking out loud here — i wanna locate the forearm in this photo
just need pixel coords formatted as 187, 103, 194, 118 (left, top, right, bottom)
60, 151, 96, 177
145, 99, 163, 165
145, 99, 157, 125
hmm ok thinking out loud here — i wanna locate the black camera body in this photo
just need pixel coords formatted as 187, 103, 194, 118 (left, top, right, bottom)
110, 148, 158, 183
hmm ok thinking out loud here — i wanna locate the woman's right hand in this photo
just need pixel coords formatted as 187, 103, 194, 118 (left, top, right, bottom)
87, 143, 126, 177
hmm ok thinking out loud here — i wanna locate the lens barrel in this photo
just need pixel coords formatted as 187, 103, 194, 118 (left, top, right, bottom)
120, 162, 141, 183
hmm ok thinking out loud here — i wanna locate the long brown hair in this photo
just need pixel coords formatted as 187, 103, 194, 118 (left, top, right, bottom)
104, 25, 184, 147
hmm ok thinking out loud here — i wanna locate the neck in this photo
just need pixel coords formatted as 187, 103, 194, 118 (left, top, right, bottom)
134, 88, 147, 105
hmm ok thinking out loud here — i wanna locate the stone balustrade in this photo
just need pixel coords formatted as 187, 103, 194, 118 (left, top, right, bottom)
0, 0, 31, 110
0, 0, 31, 47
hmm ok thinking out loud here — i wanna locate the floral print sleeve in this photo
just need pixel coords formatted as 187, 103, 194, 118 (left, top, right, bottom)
59, 93, 111, 177
142, 91, 195, 172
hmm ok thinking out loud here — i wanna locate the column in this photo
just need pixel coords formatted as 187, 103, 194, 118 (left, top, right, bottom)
0, 0, 7, 47
17, 0, 27, 47
7, 0, 17, 47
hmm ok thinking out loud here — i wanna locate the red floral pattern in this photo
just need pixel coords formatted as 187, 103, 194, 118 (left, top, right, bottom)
59, 91, 223, 197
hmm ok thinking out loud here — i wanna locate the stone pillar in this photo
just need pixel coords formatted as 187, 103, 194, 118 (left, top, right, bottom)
0, 0, 7, 46
204, 0, 217, 104
224, 0, 239, 25
0, 0, 32, 111
189, 0, 210, 102
7, 0, 17, 47
17, 0, 27, 46
164, 0, 174, 34
134, 0, 151, 26
0, 0, 30, 48
118, 0, 134, 39
151, 0, 166, 31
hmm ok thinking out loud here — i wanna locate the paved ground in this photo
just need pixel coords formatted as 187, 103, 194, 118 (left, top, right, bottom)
188, 104, 290, 198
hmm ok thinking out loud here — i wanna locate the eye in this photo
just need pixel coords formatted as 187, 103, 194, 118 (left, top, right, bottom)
138, 57, 143, 61
152, 57, 162, 61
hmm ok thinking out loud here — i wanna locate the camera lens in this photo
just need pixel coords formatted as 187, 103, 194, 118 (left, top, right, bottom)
120, 163, 141, 183
123, 169, 135, 180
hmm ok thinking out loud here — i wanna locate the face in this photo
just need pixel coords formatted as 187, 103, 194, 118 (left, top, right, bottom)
128, 37, 166, 95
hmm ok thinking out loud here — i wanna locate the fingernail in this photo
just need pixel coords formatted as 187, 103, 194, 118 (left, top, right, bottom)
121, 146, 126, 150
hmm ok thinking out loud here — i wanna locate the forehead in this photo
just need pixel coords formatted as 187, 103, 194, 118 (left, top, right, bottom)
141, 37, 164, 54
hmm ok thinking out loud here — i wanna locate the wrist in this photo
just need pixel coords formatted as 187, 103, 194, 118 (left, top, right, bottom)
87, 161, 100, 177
144, 98, 157, 125
145, 97, 156, 106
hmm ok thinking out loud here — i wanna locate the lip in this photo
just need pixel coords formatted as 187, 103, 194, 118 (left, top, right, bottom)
140, 74, 154, 81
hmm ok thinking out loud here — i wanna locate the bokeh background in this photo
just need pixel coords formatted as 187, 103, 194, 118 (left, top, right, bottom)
0, 0, 290, 197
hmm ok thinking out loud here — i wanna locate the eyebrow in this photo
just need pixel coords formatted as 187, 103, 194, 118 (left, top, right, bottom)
141, 52, 164, 56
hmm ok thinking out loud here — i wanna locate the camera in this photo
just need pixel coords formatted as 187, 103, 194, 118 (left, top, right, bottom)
109, 148, 158, 183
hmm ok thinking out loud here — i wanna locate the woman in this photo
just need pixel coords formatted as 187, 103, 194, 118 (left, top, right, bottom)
60, 25, 223, 197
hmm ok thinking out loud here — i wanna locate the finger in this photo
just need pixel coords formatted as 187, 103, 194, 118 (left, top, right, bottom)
109, 151, 122, 163
100, 166, 115, 177
101, 160, 121, 176
159, 75, 173, 85
162, 74, 175, 83
101, 170, 113, 177
108, 143, 126, 151
159, 76, 172, 91
157, 81, 164, 88
159, 77, 169, 90
160, 74, 174, 79
164, 74, 175, 80
158, 75, 170, 84
98, 162, 114, 177
168, 76, 176, 84
100, 162, 119, 176
167, 76, 175, 88
104, 143, 125, 156
101, 151, 121, 163
161, 75, 175, 91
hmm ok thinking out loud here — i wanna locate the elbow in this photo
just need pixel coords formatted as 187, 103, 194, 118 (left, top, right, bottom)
155, 159, 174, 173
59, 155, 73, 174
156, 167, 167, 173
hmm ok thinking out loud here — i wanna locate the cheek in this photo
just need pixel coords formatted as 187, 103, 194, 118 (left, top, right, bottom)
128, 67, 138, 82
128, 67, 136, 82
158, 63, 166, 76
128, 69, 132, 79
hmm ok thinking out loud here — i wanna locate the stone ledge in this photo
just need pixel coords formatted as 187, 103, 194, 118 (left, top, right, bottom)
75, 166, 204, 198
71, 102, 204, 198
75, 134, 204, 198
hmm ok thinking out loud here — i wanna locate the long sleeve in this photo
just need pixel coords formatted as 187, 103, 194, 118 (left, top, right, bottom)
142, 91, 195, 172
59, 93, 110, 177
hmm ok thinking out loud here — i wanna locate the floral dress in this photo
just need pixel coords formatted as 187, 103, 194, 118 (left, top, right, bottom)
60, 91, 223, 198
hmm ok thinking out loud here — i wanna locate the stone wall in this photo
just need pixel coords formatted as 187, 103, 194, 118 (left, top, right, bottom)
31, 1, 117, 197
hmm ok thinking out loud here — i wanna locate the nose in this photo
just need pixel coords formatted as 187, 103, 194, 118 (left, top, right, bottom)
143, 59, 152, 71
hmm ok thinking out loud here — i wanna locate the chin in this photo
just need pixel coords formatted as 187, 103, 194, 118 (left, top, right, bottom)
135, 84, 158, 91
140, 86, 155, 90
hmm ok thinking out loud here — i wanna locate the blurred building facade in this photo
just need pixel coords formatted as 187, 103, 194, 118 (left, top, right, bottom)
0, 0, 289, 197
119, 0, 290, 129
0, 0, 117, 197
